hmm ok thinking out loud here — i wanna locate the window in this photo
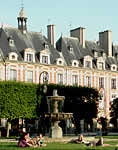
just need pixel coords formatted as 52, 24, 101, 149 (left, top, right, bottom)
10, 70, 16, 81
58, 74, 63, 84
59, 60, 62, 65
27, 71, 33, 83
9, 39, 15, 47
26, 54, 32, 62
99, 91, 104, 110
40, 72, 49, 84
112, 94, 116, 99
85, 61, 91, 68
86, 76, 91, 87
111, 94, 116, 104
98, 62, 104, 70
111, 79, 116, 89
45, 44, 49, 49
94, 51, 98, 57
99, 77, 104, 89
72, 75, 78, 86
42, 56, 48, 64
12, 55, 15, 60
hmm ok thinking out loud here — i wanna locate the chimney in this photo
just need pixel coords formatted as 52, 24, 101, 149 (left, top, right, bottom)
70, 27, 85, 48
99, 30, 112, 57
47, 24, 56, 48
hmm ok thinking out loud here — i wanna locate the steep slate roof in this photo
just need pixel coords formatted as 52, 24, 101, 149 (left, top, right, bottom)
0, 27, 60, 64
56, 36, 118, 69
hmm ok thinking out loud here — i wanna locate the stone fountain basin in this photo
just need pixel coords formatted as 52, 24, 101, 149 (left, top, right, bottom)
45, 112, 73, 121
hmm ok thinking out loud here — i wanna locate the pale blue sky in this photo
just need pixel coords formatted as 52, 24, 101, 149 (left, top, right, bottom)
0, 0, 118, 43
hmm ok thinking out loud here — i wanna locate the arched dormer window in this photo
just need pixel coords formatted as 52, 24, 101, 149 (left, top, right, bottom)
71, 60, 79, 67
24, 48, 35, 63
8, 52, 18, 61
56, 58, 64, 66
111, 64, 117, 71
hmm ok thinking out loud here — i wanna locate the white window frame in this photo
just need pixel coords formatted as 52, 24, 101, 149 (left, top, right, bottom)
56, 58, 64, 66
84, 56, 93, 69
97, 57, 105, 70
27, 71, 33, 83
86, 76, 91, 87
111, 65, 117, 71
10, 69, 17, 81
111, 78, 116, 89
99, 77, 104, 89
72, 60, 79, 67
9, 39, 15, 47
9, 52, 18, 61
58, 73, 63, 84
24, 48, 35, 63
72, 75, 78, 86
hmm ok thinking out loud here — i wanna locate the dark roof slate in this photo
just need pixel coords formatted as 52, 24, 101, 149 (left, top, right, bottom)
56, 36, 118, 69
0, 27, 60, 64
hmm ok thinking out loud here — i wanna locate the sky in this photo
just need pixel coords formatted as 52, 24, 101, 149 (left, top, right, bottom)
0, 0, 118, 44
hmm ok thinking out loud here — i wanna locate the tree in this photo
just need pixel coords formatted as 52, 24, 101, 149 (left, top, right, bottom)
0, 81, 39, 137
110, 98, 118, 126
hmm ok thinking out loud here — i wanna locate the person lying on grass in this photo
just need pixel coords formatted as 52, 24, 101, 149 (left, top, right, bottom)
18, 132, 36, 148
86, 137, 117, 147
66, 134, 89, 144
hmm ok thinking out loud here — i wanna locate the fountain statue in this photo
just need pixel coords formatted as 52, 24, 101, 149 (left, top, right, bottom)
45, 89, 73, 138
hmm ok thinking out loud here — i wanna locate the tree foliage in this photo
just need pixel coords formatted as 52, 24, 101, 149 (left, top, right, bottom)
110, 98, 118, 127
0, 81, 40, 121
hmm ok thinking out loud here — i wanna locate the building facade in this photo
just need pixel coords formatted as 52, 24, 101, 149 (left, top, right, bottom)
0, 8, 118, 118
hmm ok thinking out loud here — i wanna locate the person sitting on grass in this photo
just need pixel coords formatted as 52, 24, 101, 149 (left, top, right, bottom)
18, 132, 35, 147
36, 133, 47, 147
67, 134, 89, 144
86, 137, 111, 147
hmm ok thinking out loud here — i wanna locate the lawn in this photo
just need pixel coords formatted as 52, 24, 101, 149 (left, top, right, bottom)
0, 136, 118, 150
0, 141, 118, 150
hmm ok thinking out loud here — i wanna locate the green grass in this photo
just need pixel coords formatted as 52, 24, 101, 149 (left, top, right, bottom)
0, 142, 118, 150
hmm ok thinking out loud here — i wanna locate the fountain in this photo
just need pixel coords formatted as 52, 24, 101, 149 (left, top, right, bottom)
45, 89, 73, 138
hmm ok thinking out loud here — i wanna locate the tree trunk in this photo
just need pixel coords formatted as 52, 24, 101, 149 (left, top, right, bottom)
7, 121, 11, 137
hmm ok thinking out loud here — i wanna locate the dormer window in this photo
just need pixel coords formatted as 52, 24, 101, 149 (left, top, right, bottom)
56, 58, 64, 66
42, 56, 48, 64
72, 60, 79, 67
9, 52, 18, 61
68, 45, 73, 53
92, 50, 98, 57
9, 39, 15, 47
99, 62, 104, 70
12, 55, 15, 59
111, 65, 117, 71
44, 42, 49, 49
85, 61, 91, 68
8, 36, 15, 47
94, 51, 98, 57
101, 51, 106, 58
39, 49, 50, 64
24, 48, 35, 63
26, 53, 32, 62
97, 57, 105, 70
84, 55, 93, 69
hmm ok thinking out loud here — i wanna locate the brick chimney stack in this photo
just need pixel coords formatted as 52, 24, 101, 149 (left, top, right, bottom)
99, 30, 112, 57
47, 24, 56, 48
70, 27, 85, 48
